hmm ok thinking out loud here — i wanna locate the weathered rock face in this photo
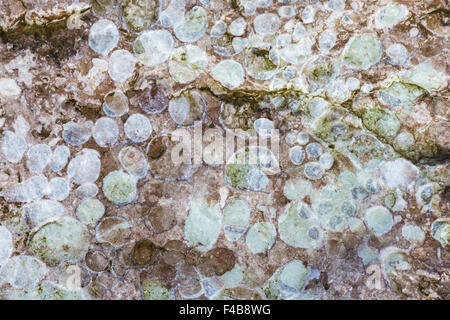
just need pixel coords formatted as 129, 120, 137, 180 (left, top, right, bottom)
0, 0, 448, 300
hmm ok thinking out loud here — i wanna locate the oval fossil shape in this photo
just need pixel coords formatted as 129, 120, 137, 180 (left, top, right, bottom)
76, 198, 105, 225
121, 0, 160, 33
134, 29, 174, 67
263, 259, 314, 299
88, 19, 119, 56
184, 197, 221, 251
174, 6, 208, 43
124, 114, 153, 143
102, 170, 138, 206
144, 204, 177, 234
342, 34, 382, 70
136, 78, 169, 114
168, 89, 206, 128
103, 90, 129, 118
28, 217, 90, 267
85, 250, 109, 273
197, 247, 236, 277
119, 146, 149, 179
95, 216, 132, 249
131, 239, 159, 267
67, 149, 101, 185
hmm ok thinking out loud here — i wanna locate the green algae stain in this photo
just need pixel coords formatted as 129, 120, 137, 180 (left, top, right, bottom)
362, 107, 400, 139
28, 217, 90, 267
342, 34, 382, 70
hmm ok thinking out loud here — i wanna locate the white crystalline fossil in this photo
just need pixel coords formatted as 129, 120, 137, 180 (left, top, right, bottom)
1, 131, 27, 163
47, 177, 70, 201
67, 149, 101, 185
88, 19, 119, 56
254, 13, 281, 35
62, 121, 92, 146
108, 50, 136, 82
124, 114, 153, 143
134, 30, 174, 67
289, 146, 305, 165
49, 145, 70, 172
26, 144, 52, 174
93, 117, 119, 147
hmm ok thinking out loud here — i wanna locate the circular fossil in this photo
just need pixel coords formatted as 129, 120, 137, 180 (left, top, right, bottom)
102, 171, 138, 205
121, 0, 160, 33
131, 239, 159, 267
28, 217, 90, 267
136, 78, 169, 114
103, 90, 129, 118
197, 248, 236, 277
85, 250, 109, 272
90, 0, 116, 16
95, 216, 132, 249
144, 204, 177, 234
168, 89, 206, 128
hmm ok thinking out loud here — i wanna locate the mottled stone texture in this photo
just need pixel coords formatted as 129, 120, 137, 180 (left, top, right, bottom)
0, 0, 448, 300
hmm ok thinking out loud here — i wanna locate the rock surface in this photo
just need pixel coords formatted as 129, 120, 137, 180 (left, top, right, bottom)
0, 0, 448, 300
